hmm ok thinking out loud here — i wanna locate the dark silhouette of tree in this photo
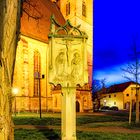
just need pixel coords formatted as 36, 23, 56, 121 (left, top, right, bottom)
92, 78, 107, 111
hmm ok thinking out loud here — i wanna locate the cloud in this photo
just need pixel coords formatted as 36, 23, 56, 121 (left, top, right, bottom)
94, 64, 129, 86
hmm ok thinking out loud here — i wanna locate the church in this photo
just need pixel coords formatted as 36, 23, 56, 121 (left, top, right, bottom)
13, 0, 93, 113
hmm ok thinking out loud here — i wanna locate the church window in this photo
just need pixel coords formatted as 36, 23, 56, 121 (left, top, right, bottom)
66, 2, 70, 16
55, 97, 57, 107
23, 49, 28, 63
82, 1, 86, 17
34, 51, 41, 96
22, 42, 29, 96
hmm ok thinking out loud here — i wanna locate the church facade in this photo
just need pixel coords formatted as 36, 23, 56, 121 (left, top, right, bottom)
13, 0, 93, 113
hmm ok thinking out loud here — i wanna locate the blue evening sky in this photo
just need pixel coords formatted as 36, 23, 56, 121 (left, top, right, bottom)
94, 0, 140, 86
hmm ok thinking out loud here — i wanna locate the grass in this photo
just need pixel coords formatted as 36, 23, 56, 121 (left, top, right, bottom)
14, 129, 140, 140
83, 121, 140, 129
76, 115, 128, 125
13, 112, 140, 129
13, 112, 140, 139
13, 115, 128, 126
83, 121, 126, 128
123, 122, 140, 130
13, 117, 61, 126
14, 129, 60, 140
77, 131, 140, 140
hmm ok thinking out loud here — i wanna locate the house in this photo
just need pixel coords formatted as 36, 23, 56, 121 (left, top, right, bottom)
99, 81, 140, 110
12, 0, 93, 113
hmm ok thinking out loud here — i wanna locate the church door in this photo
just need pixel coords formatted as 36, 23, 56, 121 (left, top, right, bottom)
76, 101, 80, 112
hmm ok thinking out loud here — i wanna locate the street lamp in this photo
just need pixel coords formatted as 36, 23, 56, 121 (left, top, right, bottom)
34, 72, 45, 119
104, 100, 106, 106
12, 87, 19, 116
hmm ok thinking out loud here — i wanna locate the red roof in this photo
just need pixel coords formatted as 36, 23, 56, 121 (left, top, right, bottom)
101, 81, 136, 94
20, 0, 65, 42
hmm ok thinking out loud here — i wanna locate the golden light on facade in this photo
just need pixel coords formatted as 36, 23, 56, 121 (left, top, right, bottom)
12, 87, 19, 95
12, 87, 19, 116
12, 0, 93, 114
104, 99, 106, 103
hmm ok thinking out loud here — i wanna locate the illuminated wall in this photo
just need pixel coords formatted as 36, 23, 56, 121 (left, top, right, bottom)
13, 35, 48, 111
100, 84, 140, 110
12, 0, 93, 113
100, 92, 124, 110
59, 0, 93, 86
123, 84, 140, 110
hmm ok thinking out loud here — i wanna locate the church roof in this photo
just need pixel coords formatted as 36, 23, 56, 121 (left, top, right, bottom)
20, 0, 65, 43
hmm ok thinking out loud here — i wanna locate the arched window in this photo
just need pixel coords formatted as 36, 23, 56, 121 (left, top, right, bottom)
82, 1, 86, 17
55, 97, 57, 107
76, 101, 80, 112
34, 50, 41, 96
22, 40, 29, 96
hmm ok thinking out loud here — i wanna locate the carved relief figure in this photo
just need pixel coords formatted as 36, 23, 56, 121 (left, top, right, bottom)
55, 52, 65, 77
71, 52, 81, 79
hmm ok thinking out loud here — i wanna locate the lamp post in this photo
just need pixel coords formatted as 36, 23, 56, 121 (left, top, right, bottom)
12, 87, 19, 116
34, 72, 45, 119
38, 75, 42, 119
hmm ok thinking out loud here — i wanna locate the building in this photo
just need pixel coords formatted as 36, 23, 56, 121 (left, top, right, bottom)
99, 81, 140, 110
13, 0, 93, 113
59, 0, 93, 85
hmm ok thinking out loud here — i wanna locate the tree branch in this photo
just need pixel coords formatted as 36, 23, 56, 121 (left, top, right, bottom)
22, 0, 43, 20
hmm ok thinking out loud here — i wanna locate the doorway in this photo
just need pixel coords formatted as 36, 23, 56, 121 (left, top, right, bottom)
76, 101, 80, 112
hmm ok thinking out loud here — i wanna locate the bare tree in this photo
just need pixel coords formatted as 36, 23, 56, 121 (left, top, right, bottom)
122, 41, 140, 124
22, 0, 43, 20
92, 78, 107, 111
100, 78, 106, 88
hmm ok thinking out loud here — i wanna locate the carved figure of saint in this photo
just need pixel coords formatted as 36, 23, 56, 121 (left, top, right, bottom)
71, 52, 81, 78
55, 52, 65, 77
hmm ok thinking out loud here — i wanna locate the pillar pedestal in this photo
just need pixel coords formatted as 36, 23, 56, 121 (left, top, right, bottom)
61, 87, 76, 140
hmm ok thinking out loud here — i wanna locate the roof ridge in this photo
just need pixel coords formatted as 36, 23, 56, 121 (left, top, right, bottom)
102, 81, 137, 94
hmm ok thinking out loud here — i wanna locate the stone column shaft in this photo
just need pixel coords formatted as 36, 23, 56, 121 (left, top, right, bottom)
61, 87, 76, 140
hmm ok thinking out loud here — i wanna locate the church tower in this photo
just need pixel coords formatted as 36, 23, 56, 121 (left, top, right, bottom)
59, 0, 93, 86
13, 0, 93, 113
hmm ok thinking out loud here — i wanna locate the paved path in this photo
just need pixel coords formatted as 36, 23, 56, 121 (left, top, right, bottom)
15, 125, 140, 134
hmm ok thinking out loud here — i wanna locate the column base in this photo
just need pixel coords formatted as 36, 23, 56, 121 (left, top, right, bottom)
62, 136, 76, 140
